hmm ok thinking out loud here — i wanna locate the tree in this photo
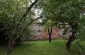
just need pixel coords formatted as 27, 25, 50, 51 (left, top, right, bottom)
0, 0, 40, 55
37, 0, 85, 50
44, 20, 53, 43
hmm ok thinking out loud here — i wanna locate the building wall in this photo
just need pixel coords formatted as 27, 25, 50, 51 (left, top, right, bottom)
30, 24, 60, 40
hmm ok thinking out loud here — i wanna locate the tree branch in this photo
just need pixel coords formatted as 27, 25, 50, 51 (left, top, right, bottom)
23, 16, 43, 31
15, 0, 39, 31
15, 16, 43, 39
20, 0, 39, 22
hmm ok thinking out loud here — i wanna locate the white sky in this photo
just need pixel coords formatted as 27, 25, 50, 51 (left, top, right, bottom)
30, 0, 43, 22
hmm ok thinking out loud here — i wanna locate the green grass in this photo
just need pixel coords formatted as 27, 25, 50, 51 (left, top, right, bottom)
0, 40, 85, 55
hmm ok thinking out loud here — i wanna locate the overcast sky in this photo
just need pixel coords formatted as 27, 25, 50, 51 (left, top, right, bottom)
30, 0, 43, 22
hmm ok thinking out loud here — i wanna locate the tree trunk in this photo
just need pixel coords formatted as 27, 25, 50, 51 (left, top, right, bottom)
7, 38, 14, 55
48, 27, 52, 43
7, 30, 15, 55
49, 33, 51, 43
66, 28, 76, 50
66, 22, 78, 50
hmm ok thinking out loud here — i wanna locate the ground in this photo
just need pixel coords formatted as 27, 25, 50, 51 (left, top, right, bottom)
0, 40, 85, 55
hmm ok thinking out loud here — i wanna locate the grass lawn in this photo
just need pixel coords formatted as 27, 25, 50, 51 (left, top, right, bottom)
0, 40, 85, 55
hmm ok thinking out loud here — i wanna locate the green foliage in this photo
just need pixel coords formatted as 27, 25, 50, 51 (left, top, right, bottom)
0, 22, 8, 44
38, 0, 85, 22
45, 20, 53, 27
0, 0, 36, 44
78, 15, 85, 41
43, 20, 53, 31
38, 0, 85, 39
73, 39, 83, 52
